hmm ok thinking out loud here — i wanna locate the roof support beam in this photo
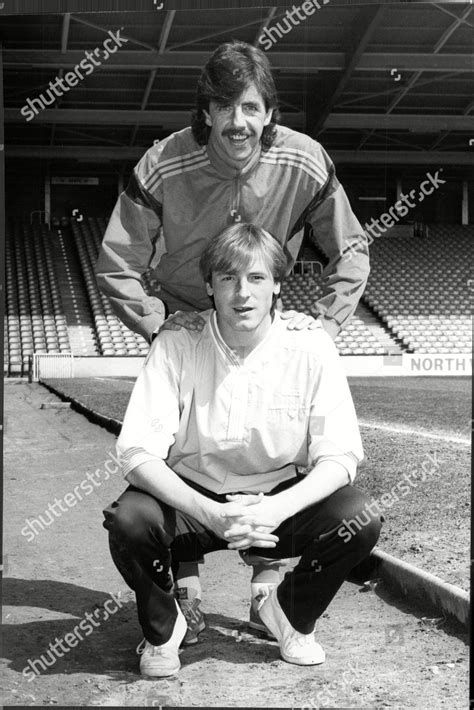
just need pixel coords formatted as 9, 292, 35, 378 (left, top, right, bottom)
253, 7, 277, 46
6, 109, 472, 132
158, 10, 176, 54
0, 0, 459, 12
386, 5, 473, 113
61, 13, 71, 54
327, 114, 474, 131
428, 98, 474, 151
51, 13, 72, 146
130, 10, 176, 146
435, 3, 474, 29
53, 126, 130, 147
374, 132, 426, 152
6, 146, 474, 166
333, 150, 474, 166
4, 50, 473, 73
337, 71, 465, 109
70, 15, 158, 53
129, 69, 157, 146
4, 107, 301, 128
168, 17, 264, 51
311, 4, 385, 135
140, 72, 158, 111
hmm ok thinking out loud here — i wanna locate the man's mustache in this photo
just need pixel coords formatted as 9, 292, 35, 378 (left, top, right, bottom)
222, 129, 253, 137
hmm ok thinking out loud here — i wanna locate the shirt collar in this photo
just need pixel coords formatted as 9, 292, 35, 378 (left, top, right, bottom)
209, 310, 282, 366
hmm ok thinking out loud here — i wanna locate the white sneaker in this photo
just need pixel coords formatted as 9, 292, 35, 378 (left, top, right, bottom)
137, 601, 187, 677
258, 586, 326, 666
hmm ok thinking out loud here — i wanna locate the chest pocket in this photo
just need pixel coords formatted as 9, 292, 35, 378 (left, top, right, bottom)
266, 390, 310, 422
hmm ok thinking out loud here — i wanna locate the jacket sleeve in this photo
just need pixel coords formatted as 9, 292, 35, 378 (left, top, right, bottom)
95, 147, 167, 341
306, 146, 370, 339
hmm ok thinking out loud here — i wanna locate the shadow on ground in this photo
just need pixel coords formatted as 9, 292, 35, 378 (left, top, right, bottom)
3, 577, 281, 681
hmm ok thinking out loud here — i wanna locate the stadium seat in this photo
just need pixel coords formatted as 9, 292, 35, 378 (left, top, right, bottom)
364, 226, 472, 354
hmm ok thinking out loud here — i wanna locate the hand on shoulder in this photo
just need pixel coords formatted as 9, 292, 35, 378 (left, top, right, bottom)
158, 310, 206, 334
280, 309, 323, 331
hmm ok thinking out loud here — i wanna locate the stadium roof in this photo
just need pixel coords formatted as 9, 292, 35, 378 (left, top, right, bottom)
2, 0, 474, 169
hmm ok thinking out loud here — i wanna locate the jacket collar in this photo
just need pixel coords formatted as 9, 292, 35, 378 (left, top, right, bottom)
206, 133, 262, 180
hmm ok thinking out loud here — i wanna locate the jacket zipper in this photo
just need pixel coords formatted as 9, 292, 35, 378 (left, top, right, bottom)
230, 176, 242, 223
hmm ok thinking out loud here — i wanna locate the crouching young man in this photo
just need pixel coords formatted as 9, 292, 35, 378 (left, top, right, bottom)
103, 223, 381, 677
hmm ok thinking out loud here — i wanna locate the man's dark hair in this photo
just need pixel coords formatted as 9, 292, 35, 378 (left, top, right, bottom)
192, 40, 281, 149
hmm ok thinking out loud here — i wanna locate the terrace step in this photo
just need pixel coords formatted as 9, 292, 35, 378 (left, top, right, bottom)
49, 229, 99, 356
356, 302, 404, 354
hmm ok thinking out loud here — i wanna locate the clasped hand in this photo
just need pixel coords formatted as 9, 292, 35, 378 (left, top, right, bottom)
215, 492, 285, 551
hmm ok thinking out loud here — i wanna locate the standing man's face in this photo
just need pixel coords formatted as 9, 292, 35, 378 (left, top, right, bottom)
206, 253, 281, 345
204, 83, 273, 163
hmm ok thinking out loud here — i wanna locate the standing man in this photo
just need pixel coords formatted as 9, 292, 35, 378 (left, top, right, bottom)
96, 39, 369, 644
95, 40, 368, 342
102, 224, 380, 677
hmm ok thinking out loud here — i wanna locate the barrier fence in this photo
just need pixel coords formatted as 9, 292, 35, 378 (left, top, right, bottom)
32, 353, 74, 381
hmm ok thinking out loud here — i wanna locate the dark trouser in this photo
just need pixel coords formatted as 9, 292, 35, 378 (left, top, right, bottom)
102, 479, 382, 645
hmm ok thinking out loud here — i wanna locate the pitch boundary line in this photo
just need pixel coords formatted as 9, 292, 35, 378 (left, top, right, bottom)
358, 420, 470, 445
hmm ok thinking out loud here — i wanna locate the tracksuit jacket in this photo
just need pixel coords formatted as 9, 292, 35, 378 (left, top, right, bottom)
95, 125, 369, 341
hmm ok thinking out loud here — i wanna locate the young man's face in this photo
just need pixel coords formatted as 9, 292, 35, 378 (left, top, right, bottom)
206, 253, 281, 344
204, 83, 273, 163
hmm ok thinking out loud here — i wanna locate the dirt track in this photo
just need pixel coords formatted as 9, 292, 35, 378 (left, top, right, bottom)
2, 381, 469, 708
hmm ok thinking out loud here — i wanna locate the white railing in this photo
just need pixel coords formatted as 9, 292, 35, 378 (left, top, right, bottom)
29, 210, 51, 228
33, 353, 74, 381
290, 261, 323, 276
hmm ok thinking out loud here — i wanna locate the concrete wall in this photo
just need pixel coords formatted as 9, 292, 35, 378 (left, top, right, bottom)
55, 353, 472, 379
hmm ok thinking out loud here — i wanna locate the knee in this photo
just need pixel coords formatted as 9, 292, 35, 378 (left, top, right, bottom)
352, 512, 381, 556
103, 490, 167, 544
103, 499, 142, 542
337, 499, 382, 554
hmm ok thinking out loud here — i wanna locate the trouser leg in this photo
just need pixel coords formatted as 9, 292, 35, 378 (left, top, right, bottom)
103, 480, 381, 642
254, 485, 382, 634
103, 486, 226, 645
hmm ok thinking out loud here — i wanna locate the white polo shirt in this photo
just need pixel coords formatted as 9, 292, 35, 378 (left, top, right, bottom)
117, 310, 363, 494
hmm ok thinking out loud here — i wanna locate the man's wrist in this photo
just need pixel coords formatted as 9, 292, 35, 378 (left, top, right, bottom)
192, 494, 221, 528
266, 493, 290, 525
